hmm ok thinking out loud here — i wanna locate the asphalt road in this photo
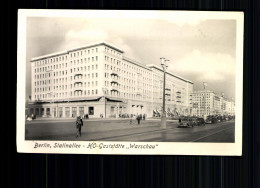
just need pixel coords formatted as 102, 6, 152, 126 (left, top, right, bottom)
25, 119, 235, 142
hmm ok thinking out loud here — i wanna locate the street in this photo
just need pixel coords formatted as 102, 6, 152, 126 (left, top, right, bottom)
25, 119, 235, 142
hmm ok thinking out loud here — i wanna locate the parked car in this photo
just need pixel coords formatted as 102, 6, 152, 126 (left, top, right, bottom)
178, 118, 194, 128
196, 118, 206, 126
205, 116, 218, 124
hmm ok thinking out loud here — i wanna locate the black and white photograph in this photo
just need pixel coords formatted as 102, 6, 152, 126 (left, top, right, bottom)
17, 10, 243, 155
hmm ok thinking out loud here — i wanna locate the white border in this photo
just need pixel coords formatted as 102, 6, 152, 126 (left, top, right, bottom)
17, 10, 244, 155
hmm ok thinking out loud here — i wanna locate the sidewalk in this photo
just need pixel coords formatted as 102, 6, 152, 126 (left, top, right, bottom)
28, 117, 178, 122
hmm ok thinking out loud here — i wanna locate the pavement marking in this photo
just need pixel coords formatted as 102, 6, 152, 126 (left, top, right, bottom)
190, 126, 234, 142
89, 127, 177, 141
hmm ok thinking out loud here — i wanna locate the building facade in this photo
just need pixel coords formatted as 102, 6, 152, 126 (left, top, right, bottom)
191, 90, 235, 117
27, 42, 193, 118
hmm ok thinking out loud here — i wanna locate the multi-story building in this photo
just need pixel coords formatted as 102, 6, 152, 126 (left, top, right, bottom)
191, 90, 235, 117
27, 42, 193, 118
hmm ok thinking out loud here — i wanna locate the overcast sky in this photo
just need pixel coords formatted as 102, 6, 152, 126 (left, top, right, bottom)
26, 12, 237, 99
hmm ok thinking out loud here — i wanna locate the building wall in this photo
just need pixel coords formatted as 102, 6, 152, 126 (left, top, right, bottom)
191, 90, 235, 117
29, 42, 193, 118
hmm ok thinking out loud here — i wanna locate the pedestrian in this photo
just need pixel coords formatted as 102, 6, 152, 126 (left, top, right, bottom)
75, 116, 83, 137
137, 114, 141, 125
143, 114, 146, 120
130, 117, 133, 125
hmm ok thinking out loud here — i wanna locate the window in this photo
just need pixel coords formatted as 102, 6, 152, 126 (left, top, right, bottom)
89, 107, 94, 115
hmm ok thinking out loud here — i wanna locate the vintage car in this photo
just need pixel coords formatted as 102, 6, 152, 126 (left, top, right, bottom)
195, 118, 206, 126
178, 118, 194, 128
205, 116, 218, 124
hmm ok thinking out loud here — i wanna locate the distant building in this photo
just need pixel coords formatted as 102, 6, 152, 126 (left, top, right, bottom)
27, 42, 193, 118
191, 90, 235, 116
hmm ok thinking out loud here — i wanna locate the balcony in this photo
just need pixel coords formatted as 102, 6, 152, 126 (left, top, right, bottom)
110, 75, 119, 81
74, 73, 83, 77
74, 74, 84, 82
165, 88, 171, 91
176, 96, 181, 98
111, 81, 119, 85
110, 89, 120, 96
74, 81, 83, 85
110, 84, 120, 90
74, 83, 85, 90
111, 72, 119, 77
176, 91, 181, 94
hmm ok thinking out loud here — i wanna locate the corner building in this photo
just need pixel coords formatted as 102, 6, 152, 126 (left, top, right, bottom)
28, 42, 193, 118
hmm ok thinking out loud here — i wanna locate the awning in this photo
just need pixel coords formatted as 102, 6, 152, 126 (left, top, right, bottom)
106, 97, 123, 102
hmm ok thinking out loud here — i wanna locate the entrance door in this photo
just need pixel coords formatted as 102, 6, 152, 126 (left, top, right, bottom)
72, 107, 77, 117
110, 106, 115, 117
65, 107, 70, 117
79, 107, 84, 117
52, 108, 56, 117
46, 108, 50, 116
35, 108, 39, 115
58, 107, 63, 117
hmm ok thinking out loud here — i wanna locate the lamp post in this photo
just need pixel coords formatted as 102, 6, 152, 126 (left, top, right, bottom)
160, 57, 169, 129
102, 88, 108, 118
202, 82, 207, 117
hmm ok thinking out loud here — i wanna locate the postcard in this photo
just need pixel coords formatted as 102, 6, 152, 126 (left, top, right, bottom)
17, 10, 243, 155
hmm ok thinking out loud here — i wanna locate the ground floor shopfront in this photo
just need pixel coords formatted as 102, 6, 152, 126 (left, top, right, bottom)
26, 98, 192, 118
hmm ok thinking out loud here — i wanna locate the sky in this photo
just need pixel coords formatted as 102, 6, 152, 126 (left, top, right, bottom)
26, 11, 237, 99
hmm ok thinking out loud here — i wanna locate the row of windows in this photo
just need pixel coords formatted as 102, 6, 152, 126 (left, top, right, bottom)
73, 81, 98, 87
105, 47, 121, 56
70, 56, 98, 65
70, 65, 98, 73
71, 73, 98, 79
34, 78, 68, 86
34, 89, 99, 100
35, 71, 68, 79
34, 63, 68, 73
34, 55, 68, 66
70, 48, 98, 58
35, 81, 100, 92
33, 47, 100, 68
104, 56, 120, 65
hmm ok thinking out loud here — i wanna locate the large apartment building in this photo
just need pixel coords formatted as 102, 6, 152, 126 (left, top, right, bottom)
191, 90, 235, 117
27, 42, 193, 118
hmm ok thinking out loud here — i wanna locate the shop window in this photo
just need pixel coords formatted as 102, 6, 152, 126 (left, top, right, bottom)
89, 107, 94, 115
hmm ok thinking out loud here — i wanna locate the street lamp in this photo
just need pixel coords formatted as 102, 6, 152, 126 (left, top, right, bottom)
160, 57, 169, 129
102, 88, 108, 118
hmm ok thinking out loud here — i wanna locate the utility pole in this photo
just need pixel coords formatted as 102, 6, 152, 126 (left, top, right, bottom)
160, 57, 169, 129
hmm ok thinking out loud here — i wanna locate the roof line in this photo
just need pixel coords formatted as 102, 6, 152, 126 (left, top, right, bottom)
146, 64, 193, 84
31, 42, 124, 62
123, 56, 152, 71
